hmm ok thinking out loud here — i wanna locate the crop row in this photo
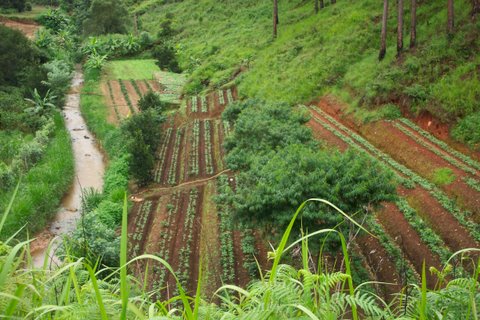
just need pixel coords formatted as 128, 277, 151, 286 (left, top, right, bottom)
107, 81, 121, 120
144, 80, 154, 92
178, 189, 199, 285
204, 120, 214, 175
154, 193, 180, 289
217, 90, 225, 105
464, 177, 480, 192
154, 127, 173, 183
200, 96, 208, 113
398, 118, 480, 172
223, 120, 231, 137
310, 106, 480, 241
366, 216, 419, 284
130, 200, 153, 257
189, 120, 200, 176
118, 79, 135, 113
226, 88, 234, 105
394, 122, 477, 176
167, 128, 183, 185
240, 225, 257, 278
216, 175, 236, 282
130, 79, 143, 98
191, 96, 198, 113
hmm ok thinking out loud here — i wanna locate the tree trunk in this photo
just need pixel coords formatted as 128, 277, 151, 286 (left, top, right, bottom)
472, 0, 480, 17
273, 0, 278, 38
397, 0, 404, 55
331, 0, 336, 4
320, 0, 325, 8
315, 0, 319, 13
410, 0, 417, 48
447, 0, 454, 36
379, 0, 389, 60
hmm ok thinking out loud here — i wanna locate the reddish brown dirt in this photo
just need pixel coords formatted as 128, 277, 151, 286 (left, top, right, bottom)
413, 111, 480, 162
402, 187, 478, 251
205, 120, 216, 175
356, 235, 403, 301
109, 80, 132, 118
254, 230, 271, 275
188, 186, 204, 293
377, 203, 442, 288
0, 18, 39, 39
182, 123, 192, 183
198, 120, 207, 177
99, 82, 119, 124
307, 117, 349, 151
124, 81, 141, 112
136, 80, 150, 95
361, 121, 480, 220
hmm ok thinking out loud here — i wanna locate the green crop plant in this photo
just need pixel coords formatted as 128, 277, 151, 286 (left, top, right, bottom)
204, 120, 214, 175
463, 177, 480, 192
129, 79, 143, 98
154, 127, 173, 183
191, 96, 198, 113
167, 128, 183, 185
226, 88, 234, 105
217, 90, 225, 105
143, 80, 154, 92
432, 168, 456, 186
118, 79, 135, 114
178, 188, 199, 286
107, 81, 121, 121
201, 95, 208, 113
189, 120, 200, 176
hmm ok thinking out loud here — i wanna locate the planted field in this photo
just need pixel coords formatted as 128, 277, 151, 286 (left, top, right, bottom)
187, 87, 237, 118
306, 99, 479, 294
128, 86, 267, 297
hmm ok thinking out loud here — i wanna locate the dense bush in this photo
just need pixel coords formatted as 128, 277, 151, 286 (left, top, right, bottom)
152, 43, 181, 73
82, 0, 130, 35
452, 111, 480, 150
137, 90, 166, 112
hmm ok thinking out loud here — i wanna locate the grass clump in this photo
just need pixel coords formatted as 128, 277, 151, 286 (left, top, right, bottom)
432, 167, 456, 186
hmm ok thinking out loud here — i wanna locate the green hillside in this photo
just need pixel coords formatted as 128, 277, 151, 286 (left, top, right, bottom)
136, 0, 479, 147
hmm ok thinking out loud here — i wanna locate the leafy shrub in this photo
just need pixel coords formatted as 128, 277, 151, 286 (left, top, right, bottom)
42, 59, 74, 105
82, 0, 130, 35
152, 43, 181, 73
0, 162, 14, 191
84, 52, 108, 71
38, 9, 71, 33
452, 111, 480, 150
138, 90, 167, 112
17, 140, 45, 170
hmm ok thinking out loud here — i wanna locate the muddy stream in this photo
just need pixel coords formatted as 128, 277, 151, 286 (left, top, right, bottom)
30, 69, 105, 267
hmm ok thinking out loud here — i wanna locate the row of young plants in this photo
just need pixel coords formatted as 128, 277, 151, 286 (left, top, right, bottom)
130, 200, 153, 257
223, 120, 232, 137
310, 106, 480, 242
366, 216, 419, 284
204, 120, 215, 175
398, 118, 480, 172
308, 110, 454, 278
154, 127, 173, 183
217, 90, 225, 105
463, 177, 480, 192
189, 120, 200, 176
107, 81, 121, 121
201, 95, 208, 113
394, 122, 478, 176
118, 79, 135, 114
226, 88, 234, 105
190, 96, 198, 113
178, 188, 200, 286
240, 224, 257, 278
130, 79, 143, 98
144, 80, 154, 92
154, 193, 179, 289
216, 175, 236, 283
167, 128, 184, 185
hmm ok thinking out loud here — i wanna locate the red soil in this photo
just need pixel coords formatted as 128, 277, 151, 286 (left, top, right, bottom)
159, 126, 176, 185
109, 80, 132, 119
232, 230, 250, 288
124, 81, 141, 112
99, 82, 119, 124
0, 18, 39, 39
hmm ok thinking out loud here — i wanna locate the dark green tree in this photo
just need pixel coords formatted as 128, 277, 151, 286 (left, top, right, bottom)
152, 43, 181, 73
138, 90, 167, 112
82, 0, 129, 35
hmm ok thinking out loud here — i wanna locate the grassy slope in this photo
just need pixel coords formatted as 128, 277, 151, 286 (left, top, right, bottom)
0, 113, 74, 239
137, 0, 478, 128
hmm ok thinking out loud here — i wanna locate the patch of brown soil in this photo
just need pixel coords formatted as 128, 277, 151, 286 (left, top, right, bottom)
356, 235, 403, 301
159, 126, 177, 185
1, 18, 39, 39
198, 120, 207, 177
307, 117, 349, 151
187, 186, 204, 293
99, 82, 119, 124
109, 80, 132, 119
232, 230, 250, 288
124, 81, 141, 112
377, 203, 442, 288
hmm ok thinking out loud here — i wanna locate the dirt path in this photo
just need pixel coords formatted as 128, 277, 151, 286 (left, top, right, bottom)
30, 69, 105, 267
0, 17, 39, 39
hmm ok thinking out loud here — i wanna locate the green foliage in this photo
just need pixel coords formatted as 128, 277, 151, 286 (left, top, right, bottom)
432, 167, 456, 186
0, 89, 31, 131
42, 59, 74, 105
452, 111, 480, 150
82, 0, 130, 35
138, 90, 166, 112
0, 0, 27, 12
224, 100, 314, 170
152, 43, 181, 73
37, 8, 70, 32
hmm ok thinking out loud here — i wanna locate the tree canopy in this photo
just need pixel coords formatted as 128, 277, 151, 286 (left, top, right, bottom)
82, 0, 130, 35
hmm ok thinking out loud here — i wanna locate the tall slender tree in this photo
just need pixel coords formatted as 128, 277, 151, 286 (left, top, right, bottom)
397, 0, 404, 55
315, 0, 319, 13
410, 0, 417, 48
331, 0, 336, 4
447, 0, 454, 36
273, 0, 278, 38
379, 0, 389, 60
320, 0, 325, 8
471, 0, 479, 17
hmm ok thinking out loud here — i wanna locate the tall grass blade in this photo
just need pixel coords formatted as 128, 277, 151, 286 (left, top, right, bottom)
193, 259, 202, 319
120, 193, 129, 320
85, 263, 109, 320
419, 261, 427, 320
0, 180, 20, 235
